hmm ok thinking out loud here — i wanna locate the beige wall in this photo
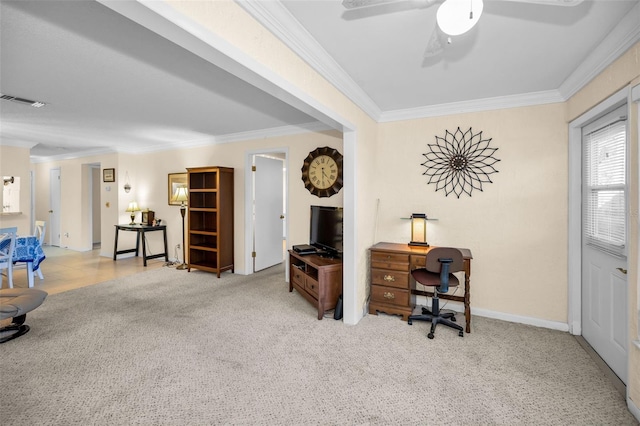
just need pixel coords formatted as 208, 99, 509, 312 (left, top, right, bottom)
376, 103, 568, 322
0, 145, 31, 233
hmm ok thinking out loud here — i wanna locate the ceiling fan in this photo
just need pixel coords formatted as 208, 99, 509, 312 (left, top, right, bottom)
342, 0, 585, 57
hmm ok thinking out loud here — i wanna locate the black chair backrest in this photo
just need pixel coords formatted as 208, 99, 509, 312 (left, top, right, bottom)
425, 247, 464, 274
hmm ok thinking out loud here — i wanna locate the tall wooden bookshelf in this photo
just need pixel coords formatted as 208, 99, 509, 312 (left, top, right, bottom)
186, 167, 234, 277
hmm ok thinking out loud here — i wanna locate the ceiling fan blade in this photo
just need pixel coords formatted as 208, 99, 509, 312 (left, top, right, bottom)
342, 0, 440, 9
500, 0, 584, 6
423, 24, 445, 58
341, 0, 400, 9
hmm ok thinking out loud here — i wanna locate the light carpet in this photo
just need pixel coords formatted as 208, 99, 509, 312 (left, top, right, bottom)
0, 265, 636, 425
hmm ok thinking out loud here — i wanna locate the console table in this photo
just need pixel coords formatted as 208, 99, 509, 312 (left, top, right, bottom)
113, 224, 168, 267
289, 250, 342, 320
369, 242, 473, 333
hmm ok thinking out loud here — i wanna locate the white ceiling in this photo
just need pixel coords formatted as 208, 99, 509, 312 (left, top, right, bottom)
1, 0, 639, 162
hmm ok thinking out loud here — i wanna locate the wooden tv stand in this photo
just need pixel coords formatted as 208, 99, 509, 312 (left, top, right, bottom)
288, 250, 343, 320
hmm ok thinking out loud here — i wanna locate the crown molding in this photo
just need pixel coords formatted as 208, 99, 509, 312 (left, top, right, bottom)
379, 90, 564, 121
558, 1, 640, 101
236, 0, 382, 121
238, 0, 640, 123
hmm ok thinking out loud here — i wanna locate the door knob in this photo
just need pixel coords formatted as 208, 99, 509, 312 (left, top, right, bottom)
616, 267, 627, 275
280, 215, 285, 219
48, 210, 53, 213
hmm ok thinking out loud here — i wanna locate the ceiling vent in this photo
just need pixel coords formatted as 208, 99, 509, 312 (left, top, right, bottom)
0, 93, 46, 108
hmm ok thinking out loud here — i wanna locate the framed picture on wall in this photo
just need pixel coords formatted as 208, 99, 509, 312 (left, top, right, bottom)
103, 168, 115, 182
168, 173, 187, 205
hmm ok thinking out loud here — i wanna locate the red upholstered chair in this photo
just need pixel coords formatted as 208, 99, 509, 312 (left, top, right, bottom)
408, 247, 464, 339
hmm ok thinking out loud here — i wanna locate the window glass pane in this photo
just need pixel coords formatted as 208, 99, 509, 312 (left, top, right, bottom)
582, 106, 626, 257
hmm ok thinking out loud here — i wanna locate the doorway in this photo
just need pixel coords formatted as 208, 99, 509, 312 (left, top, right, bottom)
569, 87, 629, 385
245, 149, 288, 274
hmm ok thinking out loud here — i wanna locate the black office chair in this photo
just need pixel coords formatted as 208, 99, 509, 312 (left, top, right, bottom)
408, 247, 464, 339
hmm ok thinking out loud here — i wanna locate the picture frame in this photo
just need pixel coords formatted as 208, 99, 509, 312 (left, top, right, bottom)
103, 168, 115, 183
168, 173, 187, 206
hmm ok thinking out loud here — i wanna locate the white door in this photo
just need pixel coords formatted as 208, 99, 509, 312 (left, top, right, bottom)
49, 168, 61, 247
581, 105, 628, 384
254, 155, 284, 272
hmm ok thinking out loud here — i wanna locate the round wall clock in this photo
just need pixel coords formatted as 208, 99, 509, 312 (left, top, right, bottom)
301, 146, 343, 198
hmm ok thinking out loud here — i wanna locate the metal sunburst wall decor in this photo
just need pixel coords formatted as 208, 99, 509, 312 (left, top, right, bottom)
421, 127, 500, 198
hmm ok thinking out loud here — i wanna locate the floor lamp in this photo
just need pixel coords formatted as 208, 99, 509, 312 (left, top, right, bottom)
173, 186, 189, 270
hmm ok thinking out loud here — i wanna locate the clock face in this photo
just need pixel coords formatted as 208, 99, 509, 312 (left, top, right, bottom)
309, 155, 338, 189
301, 147, 343, 198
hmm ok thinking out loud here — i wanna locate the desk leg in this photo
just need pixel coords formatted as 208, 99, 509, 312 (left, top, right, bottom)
135, 230, 140, 258
162, 228, 169, 262
113, 228, 119, 260
464, 260, 471, 333
141, 230, 147, 267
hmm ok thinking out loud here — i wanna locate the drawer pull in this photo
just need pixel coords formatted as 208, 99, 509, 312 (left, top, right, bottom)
383, 292, 395, 300
383, 274, 395, 282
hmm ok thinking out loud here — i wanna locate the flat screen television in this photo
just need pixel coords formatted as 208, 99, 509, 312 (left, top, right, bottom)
309, 205, 343, 258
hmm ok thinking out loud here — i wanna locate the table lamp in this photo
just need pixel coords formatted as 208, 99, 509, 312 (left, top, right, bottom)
409, 213, 429, 247
126, 201, 140, 225
172, 186, 189, 270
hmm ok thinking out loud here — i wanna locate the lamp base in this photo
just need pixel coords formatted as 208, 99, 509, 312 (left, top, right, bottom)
409, 241, 429, 247
176, 263, 188, 270
129, 213, 136, 225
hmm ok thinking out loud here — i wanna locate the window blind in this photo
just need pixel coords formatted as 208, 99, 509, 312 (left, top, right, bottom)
582, 115, 627, 257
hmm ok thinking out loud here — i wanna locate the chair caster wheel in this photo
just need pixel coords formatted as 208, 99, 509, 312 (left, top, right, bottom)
451, 316, 456, 322
427, 333, 434, 339
408, 320, 412, 325
458, 331, 463, 337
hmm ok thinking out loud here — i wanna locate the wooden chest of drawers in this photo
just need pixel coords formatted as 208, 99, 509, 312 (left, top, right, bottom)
369, 248, 420, 321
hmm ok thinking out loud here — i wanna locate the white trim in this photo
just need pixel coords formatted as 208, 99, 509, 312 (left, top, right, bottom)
568, 86, 629, 336
629, 395, 640, 423
379, 90, 564, 122
215, 122, 331, 144
558, 2, 640, 101
417, 300, 570, 332
236, 0, 382, 121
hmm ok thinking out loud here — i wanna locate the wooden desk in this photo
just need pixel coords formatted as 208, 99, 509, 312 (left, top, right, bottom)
113, 224, 168, 267
369, 242, 473, 333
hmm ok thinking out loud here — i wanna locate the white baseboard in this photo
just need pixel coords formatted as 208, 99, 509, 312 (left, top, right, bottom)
415, 298, 570, 332
629, 396, 640, 422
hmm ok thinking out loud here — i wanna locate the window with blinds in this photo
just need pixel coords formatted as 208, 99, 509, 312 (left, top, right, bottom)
582, 107, 627, 257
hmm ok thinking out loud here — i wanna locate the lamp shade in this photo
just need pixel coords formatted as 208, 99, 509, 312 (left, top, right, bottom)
172, 186, 189, 204
125, 201, 140, 213
409, 213, 429, 247
437, 0, 483, 36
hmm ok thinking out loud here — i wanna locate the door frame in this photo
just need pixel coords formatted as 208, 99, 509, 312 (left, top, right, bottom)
568, 86, 629, 335
244, 147, 289, 276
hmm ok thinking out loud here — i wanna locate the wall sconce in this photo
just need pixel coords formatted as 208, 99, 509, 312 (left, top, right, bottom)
126, 201, 140, 225
124, 171, 131, 193
409, 213, 429, 247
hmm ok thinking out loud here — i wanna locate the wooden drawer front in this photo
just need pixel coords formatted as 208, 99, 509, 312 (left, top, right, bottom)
371, 252, 410, 271
371, 285, 409, 307
305, 277, 319, 298
410, 255, 427, 271
292, 267, 305, 286
371, 269, 409, 289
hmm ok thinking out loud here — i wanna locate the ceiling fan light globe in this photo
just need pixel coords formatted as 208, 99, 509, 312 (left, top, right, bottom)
437, 0, 484, 36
